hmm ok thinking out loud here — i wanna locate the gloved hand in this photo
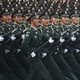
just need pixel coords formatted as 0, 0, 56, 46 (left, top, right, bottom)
5, 49, 10, 54
0, 35, 4, 42
31, 52, 36, 58
64, 49, 68, 53
42, 53, 47, 58
71, 36, 76, 41
11, 35, 16, 41
60, 37, 65, 43
22, 34, 25, 39
48, 37, 54, 43
76, 49, 80, 53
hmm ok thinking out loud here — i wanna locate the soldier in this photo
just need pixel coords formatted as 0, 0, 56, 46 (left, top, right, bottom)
0, 8, 8, 80
22, 14, 53, 80
71, 11, 80, 65
22, 10, 31, 28
1, 9, 29, 80
1, 9, 12, 32
63, 10, 80, 80
50, 12, 63, 37
38, 13, 69, 80
12, 9, 31, 74
51, 11, 79, 80
0, 8, 21, 80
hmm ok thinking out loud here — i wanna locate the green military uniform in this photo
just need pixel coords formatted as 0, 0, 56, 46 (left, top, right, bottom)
0, 9, 21, 80
1, 9, 29, 80
22, 15, 53, 80
49, 13, 79, 80
62, 11, 80, 80
37, 15, 68, 80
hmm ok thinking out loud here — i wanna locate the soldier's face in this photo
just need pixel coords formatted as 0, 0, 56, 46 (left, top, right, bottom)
51, 18, 59, 25
2, 14, 11, 23
32, 18, 40, 27
41, 18, 49, 26
24, 16, 29, 21
61, 17, 69, 24
14, 15, 22, 24
71, 17, 79, 24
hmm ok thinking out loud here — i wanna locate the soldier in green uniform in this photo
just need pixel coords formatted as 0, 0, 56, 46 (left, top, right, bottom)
0, 9, 8, 80
22, 14, 53, 80
22, 10, 31, 28
0, 8, 21, 80
60, 11, 80, 80
50, 12, 63, 37
1, 9, 29, 80
38, 13, 69, 80
12, 9, 31, 74
49, 11, 79, 80
1, 9, 13, 32
62, 10, 80, 80
71, 11, 80, 65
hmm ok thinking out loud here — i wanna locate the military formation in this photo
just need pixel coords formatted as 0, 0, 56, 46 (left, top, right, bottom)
0, 0, 80, 80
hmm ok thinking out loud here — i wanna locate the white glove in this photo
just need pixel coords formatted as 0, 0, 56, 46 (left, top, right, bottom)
55, 52, 58, 54
5, 49, 10, 54
42, 53, 47, 58
48, 37, 54, 43
22, 34, 25, 39
71, 36, 76, 41
31, 52, 36, 58
0, 36, 4, 42
17, 49, 21, 53
64, 49, 68, 53
11, 35, 16, 41
60, 37, 65, 43
76, 49, 80, 53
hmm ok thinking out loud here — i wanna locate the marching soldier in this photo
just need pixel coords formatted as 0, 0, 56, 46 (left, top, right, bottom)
39, 13, 68, 80
63, 9, 80, 80
22, 14, 53, 80
51, 11, 79, 80
12, 9, 31, 74
0, 8, 21, 80
1, 9, 29, 80
71, 10, 80, 65
0, 10, 8, 80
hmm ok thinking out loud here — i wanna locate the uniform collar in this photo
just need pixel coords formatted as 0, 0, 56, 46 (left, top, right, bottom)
51, 23, 59, 28
71, 23, 79, 27
60, 22, 69, 27
14, 22, 20, 26
31, 25, 37, 30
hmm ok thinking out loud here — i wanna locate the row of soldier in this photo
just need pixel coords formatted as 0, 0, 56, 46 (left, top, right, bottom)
0, 1, 80, 80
